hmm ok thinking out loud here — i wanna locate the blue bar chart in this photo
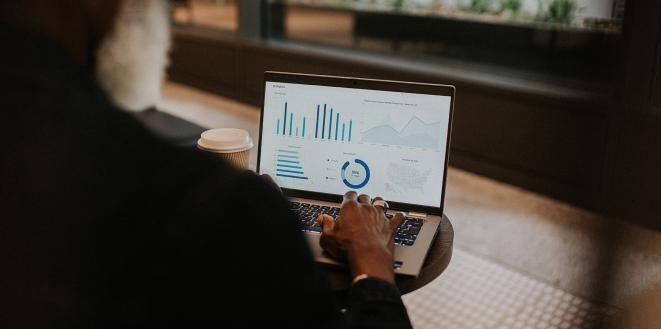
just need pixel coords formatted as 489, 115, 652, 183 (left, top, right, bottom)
276, 102, 306, 137
275, 149, 308, 180
275, 102, 352, 142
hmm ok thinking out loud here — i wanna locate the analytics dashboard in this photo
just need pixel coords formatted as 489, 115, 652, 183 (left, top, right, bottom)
259, 81, 452, 207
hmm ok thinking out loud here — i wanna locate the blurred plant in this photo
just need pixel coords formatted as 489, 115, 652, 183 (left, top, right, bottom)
537, 0, 577, 24
468, 0, 492, 13
502, 0, 522, 12
462, 0, 520, 15
393, 0, 405, 9
548, 0, 576, 23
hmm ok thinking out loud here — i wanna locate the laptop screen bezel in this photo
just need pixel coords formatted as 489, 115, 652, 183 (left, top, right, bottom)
257, 71, 455, 216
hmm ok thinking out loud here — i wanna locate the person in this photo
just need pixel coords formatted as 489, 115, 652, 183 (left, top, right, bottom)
0, 1, 413, 328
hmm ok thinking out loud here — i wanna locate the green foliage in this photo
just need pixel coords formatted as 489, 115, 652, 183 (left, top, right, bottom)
393, 0, 405, 9
548, 0, 576, 23
537, 0, 577, 24
503, 0, 522, 12
468, 0, 493, 14
463, 0, 521, 15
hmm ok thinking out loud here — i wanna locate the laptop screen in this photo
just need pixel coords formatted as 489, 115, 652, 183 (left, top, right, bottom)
258, 80, 452, 208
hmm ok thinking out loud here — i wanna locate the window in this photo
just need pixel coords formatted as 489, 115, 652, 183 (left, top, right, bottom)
172, 0, 238, 32
265, 0, 625, 80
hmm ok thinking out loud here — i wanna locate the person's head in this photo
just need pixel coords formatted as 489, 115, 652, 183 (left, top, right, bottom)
95, 0, 171, 111
2, 0, 171, 111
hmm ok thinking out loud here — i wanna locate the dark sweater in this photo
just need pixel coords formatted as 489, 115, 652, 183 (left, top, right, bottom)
0, 25, 412, 329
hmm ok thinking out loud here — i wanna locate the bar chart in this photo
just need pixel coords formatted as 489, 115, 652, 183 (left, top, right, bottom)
275, 149, 308, 180
275, 102, 353, 142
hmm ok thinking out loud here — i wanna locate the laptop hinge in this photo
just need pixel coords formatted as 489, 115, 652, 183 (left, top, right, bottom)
406, 211, 428, 219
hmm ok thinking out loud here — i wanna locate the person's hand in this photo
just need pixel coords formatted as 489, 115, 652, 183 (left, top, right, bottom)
318, 191, 404, 284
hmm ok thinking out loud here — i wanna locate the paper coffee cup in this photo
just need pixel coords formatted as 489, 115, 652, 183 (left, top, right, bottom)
197, 128, 253, 169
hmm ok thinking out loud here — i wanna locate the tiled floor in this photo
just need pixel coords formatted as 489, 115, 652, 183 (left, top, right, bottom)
403, 249, 615, 329
157, 81, 661, 328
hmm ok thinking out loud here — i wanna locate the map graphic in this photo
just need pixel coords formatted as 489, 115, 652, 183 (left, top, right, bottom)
386, 162, 431, 193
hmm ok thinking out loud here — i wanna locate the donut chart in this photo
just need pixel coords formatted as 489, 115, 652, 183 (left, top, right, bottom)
341, 159, 370, 189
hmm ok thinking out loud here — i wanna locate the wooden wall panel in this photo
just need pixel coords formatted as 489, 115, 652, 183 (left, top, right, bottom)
168, 35, 241, 97
452, 90, 608, 188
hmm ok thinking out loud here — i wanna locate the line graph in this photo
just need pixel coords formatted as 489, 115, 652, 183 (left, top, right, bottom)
360, 115, 441, 150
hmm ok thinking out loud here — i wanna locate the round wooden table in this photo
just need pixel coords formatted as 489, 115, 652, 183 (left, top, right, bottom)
322, 214, 454, 295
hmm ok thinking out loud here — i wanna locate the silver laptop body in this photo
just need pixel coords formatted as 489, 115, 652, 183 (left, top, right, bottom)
257, 72, 455, 277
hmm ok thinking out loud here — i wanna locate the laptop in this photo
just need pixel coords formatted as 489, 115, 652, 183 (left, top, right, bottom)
257, 72, 455, 277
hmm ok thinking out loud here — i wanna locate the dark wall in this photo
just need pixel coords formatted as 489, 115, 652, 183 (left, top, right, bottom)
601, 0, 661, 229
168, 28, 615, 214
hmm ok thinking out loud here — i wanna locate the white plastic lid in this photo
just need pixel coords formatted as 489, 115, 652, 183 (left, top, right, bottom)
197, 128, 253, 153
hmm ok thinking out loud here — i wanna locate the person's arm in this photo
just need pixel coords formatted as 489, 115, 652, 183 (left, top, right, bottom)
149, 167, 349, 328
347, 278, 412, 329
144, 145, 407, 328
319, 191, 413, 329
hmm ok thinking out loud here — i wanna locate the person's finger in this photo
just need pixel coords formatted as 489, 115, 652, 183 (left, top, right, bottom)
389, 212, 406, 233
342, 191, 358, 206
318, 214, 335, 235
319, 218, 343, 261
357, 194, 371, 204
372, 196, 388, 213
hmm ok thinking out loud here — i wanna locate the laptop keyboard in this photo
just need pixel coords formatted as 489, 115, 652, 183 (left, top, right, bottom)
290, 202, 340, 233
290, 201, 422, 246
